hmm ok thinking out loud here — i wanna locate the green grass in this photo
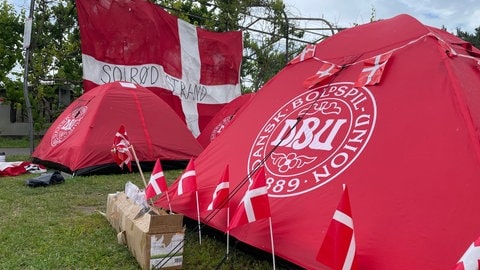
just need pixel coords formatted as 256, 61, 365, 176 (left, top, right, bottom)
0, 136, 40, 148
0, 153, 292, 269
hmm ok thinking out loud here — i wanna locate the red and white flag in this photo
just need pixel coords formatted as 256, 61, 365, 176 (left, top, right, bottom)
145, 159, 168, 200
303, 61, 341, 89
76, 0, 243, 137
354, 52, 392, 87
111, 125, 133, 172
289, 44, 316, 65
206, 165, 230, 211
229, 166, 271, 230
177, 158, 197, 196
0, 161, 32, 177
316, 185, 358, 270
454, 236, 480, 270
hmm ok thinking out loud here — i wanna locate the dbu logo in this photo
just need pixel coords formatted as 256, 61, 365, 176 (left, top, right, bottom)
51, 106, 88, 147
248, 82, 376, 197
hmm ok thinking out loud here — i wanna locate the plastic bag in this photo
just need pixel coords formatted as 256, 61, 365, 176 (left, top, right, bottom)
124, 181, 147, 207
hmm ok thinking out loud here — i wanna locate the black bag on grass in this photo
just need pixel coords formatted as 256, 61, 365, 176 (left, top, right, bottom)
25, 171, 65, 187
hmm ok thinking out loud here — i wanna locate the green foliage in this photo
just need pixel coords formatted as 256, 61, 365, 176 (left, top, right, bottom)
369, 6, 376, 22
0, 0, 24, 108
27, 0, 82, 131
4, 79, 23, 104
0, 0, 23, 83
456, 27, 480, 49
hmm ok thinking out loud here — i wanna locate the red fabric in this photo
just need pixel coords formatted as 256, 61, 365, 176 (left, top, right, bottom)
431, 33, 458, 57
176, 158, 197, 196
155, 14, 480, 269
145, 159, 168, 200
197, 93, 255, 148
111, 125, 133, 172
32, 81, 203, 175
206, 165, 230, 211
75, 0, 243, 136
0, 161, 29, 176
317, 186, 357, 270
228, 166, 271, 231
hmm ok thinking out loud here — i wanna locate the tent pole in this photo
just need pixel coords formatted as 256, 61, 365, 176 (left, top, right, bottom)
23, 0, 35, 154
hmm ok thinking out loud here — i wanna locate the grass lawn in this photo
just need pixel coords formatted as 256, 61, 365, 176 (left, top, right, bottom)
0, 136, 40, 148
0, 138, 291, 269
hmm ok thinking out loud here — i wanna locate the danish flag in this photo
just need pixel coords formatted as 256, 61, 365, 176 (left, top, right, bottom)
76, 0, 243, 137
229, 166, 271, 230
454, 236, 480, 270
206, 165, 230, 211
289, 44, 316, 65
176, 158, 197, 196
316, 185, 358, 270
0, 161, 35, 177
354, 52, 392, 87
145, 159, 168, 200
111, 125, 133, 172
303, 61, 341, 89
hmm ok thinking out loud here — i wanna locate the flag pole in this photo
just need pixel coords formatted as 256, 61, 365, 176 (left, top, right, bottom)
195, 190, 202, 244
129, 145, 147, 188
226, 206, 230, 258
165, 192, 173, 213
269, 217, 276, 270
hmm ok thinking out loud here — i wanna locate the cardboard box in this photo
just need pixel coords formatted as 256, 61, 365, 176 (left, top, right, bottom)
106, 192, 184, 269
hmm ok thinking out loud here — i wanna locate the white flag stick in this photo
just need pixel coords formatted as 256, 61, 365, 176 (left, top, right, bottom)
165, 191, 173, 213
269, 217, 276, 270
129, 145, 147, 188
195, 190, 202, 244
227, 206, 230, 258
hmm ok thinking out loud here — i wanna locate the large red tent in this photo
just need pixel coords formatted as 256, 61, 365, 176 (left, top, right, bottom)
156, 14, 480, 269
32, 82, 203, 175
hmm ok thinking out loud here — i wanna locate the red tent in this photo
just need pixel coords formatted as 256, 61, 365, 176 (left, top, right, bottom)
156, 14, 480, 269
196, 93, 255, 148
32, 82, 203, 175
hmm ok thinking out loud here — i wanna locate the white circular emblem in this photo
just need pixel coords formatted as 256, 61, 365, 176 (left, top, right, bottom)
247, 82, 376, 197
51, 106, 88, 146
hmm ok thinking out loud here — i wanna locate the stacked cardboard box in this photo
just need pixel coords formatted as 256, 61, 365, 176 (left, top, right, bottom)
106, 192, 184, 269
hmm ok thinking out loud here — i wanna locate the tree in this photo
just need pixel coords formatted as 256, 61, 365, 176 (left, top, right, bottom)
0, 0, 24, 104
456, 27, 480, 49
27, 0, 81, 130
